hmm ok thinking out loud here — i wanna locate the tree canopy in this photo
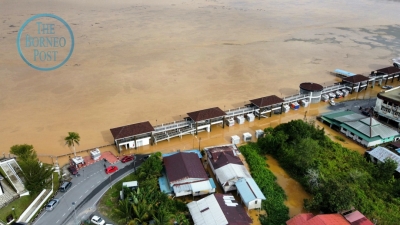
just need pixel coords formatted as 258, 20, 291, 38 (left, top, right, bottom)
257, 119, 400, 224
9, 144, 54, 194
10, 144, 37, 161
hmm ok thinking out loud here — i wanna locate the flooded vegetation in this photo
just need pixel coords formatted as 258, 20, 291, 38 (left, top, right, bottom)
266, 155, 311, 217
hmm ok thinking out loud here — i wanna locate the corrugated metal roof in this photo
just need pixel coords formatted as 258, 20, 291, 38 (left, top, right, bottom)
236, 178, 266, 205
215, 164, 251, 184
162, 149, 202, 158
191, 180, 213, 193
187, 194, 228, 225
164, 152, 208, 183
344, 120, 398, 139
322, 110, 399, 140
173, 183, 192, 193
369, 146, 400, 173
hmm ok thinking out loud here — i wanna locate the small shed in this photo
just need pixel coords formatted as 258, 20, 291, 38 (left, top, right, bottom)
236, 115, 245, 124
290, 102, 300, 110
122, 181, 138, 189
243, 132, 252, 142
300, 99, 309, 107
226, 118, 235, 127
231, 135, 240, 144
236, 177, 266, 210
90, 148, 101, 161
282, 104, 290, 113
246, 113, 255, 122
255, 130, 264, 139
71, 156, 84, 167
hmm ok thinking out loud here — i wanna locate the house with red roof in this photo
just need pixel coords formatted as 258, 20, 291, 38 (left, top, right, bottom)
204, 144, 251, 193
187, 193, 252, 225
286, 211, 374, 225
163, 152, 215, 197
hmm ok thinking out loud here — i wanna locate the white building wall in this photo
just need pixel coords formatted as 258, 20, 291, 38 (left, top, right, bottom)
247, 199, 262, 210
118, 137, 152, 149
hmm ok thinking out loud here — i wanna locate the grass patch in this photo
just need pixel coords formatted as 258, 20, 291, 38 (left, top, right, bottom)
0, 194, 37, 222
98, 173, 137, 222
334, 135, 346, 142
52, 172, 60, 192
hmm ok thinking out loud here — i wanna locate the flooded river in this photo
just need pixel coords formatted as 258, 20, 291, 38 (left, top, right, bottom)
2, 0, 400, 221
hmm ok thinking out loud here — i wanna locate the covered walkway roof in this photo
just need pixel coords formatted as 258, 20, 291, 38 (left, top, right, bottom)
250, 95, 284, 108
342, 74, 369, 84
187, 107, 226, 122
376, 66, 400, 75
110, 121, 154, 140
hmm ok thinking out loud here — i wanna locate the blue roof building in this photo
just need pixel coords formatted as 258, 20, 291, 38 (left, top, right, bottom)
162, 149, 202, 158
235, 177, 266, 210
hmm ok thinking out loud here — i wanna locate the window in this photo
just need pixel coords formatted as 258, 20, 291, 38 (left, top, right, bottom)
255, 200, 258, 204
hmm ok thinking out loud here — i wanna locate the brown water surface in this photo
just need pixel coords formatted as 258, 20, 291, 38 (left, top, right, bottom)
266, 155, 311, 217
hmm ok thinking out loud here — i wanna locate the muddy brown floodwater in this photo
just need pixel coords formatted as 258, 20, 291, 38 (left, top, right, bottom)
1, 0, 400, 221
266, 155, 311, 217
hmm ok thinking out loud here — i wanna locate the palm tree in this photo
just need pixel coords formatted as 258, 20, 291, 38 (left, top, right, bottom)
65, 132, 80, 157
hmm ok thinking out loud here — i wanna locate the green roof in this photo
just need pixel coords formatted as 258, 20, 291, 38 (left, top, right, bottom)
321, 110, 354, 120
340, 124, 381, 142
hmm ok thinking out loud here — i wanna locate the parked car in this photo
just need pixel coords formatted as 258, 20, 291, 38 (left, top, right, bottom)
329, 98, 336, 106
91, 215, 106, 225
121, 155, 134, 163
105, 166, 118, 174
68, 165, 78, 175
45, 198, 59, 211
59, 181, 72, 192
382, 85, 393, 90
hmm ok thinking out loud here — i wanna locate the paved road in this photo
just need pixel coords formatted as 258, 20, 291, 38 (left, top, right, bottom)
328, 98, 377, 113
33, 154, 148, 225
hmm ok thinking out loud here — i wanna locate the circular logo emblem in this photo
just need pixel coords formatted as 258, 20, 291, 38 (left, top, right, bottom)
16, 14, 74, 71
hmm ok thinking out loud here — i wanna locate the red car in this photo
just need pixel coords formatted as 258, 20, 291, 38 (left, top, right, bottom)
121, 155, 134, 163
105, 166, 118, 174
68, 166, 78, 175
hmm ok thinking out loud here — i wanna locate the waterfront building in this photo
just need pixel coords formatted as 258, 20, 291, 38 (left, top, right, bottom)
374, 86, 400, 127
187, 193, 252, 225
320, 110, 399, 147
162, 152, 215, 197
299, 82, 323, 103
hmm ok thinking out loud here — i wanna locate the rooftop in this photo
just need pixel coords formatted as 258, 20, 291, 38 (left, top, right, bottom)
368, 146, 400, 173
377, 86, 400, 105
110, 121, 154, 140
286, 213, 350, 225
376, 66, 400, 75
187, 107, 226, 122
321, 110, 399, 141
235, 177, 266, 205
163, 152, 208, 183
299, 82, 323, 91
344, 210, 374, 225
342, 75, 369, 83
250, 95, 285, 108
205, 145, 243, 170
187, 193, 252, 225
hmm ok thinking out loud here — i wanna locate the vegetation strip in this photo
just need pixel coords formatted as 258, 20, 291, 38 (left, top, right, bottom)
98, 152, 189, 225
239, 143, 289, 225
258, 119, 400, 224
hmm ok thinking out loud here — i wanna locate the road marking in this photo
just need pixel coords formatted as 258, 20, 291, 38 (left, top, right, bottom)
91, 185, 94, 188
85, 190, 88, 193
68, 207, 71, 211
62, 213, 65, 217
56, 219, 60, 223
80, 195, 83, 199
